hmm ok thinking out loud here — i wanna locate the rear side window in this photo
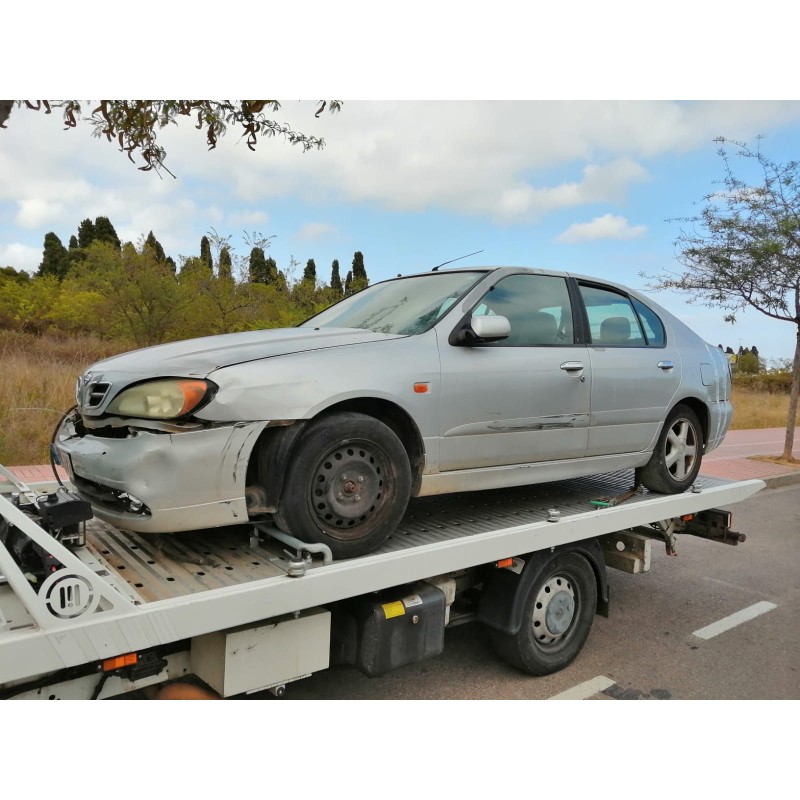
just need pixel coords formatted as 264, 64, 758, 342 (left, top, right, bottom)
578, 283, 666, 347
579, 284, 645, 346
631, 298, 666, 346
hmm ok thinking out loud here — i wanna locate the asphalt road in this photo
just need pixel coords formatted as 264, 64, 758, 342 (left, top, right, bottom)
264, 481, 799, 700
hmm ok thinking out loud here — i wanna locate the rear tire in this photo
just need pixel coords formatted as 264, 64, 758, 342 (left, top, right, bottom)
638, 404, 703, 494
273, 412, 412, 559
489, 552, 597, 676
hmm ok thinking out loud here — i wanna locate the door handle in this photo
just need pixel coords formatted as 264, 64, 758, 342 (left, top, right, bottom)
657, 360, 674, 370
560, 361, 584, 372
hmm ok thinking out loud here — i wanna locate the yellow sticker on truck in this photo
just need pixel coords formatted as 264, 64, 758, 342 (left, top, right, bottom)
382, 601, 405, 619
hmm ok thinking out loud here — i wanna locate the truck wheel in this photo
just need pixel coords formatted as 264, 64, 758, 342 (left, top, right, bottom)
274, 412, 412, 559
489, 552, 597, 676
638, 404, 703, 494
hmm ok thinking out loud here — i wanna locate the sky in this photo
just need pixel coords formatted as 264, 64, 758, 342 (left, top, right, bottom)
3, 5, 800, 365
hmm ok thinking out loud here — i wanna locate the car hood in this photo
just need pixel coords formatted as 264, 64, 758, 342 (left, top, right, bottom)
86, 327, 402, 379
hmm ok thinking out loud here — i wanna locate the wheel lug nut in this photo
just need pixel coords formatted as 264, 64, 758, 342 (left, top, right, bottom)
358, 475, 364, 482
355, 495, 361, 502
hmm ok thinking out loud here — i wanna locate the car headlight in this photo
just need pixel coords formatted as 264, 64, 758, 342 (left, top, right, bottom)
106, 379, 216, 420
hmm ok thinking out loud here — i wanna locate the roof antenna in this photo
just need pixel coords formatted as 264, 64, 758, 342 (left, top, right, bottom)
431, 249, 483, 271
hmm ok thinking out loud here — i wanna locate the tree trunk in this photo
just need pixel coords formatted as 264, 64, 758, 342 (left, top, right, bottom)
781, 323, 800, 461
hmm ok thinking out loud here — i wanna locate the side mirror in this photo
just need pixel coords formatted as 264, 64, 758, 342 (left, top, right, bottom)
450, 314, 510, 345
471, 315, 510, 340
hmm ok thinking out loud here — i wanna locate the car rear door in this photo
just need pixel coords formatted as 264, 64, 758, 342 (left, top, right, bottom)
576, 281, 682, 456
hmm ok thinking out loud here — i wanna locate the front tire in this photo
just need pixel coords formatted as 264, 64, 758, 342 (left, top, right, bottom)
638, 404, 703, 494
489, 552, 597, 676
273, 412, 412, 559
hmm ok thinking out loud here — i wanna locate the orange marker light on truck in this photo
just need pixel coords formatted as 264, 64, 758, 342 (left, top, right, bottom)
102, 653, 138, 672
413, 383, 429, 394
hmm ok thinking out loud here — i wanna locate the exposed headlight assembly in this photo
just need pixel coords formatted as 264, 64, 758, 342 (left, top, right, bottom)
106, 379, 216, 420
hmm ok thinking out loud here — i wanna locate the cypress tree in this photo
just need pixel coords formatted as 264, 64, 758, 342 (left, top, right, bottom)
38, 232, 71, 279
218, 246, 233, 281
344, 270, 353, 295
249, 247, 268, 283
200, 235, 213, 272
351, 251, 368, 291
77, 218, 97, 249
302, 258, 317, 286
144, 231, 166, 262
265, 256, 279, 286
330, 259, 342, 295
94, 216, 121, 249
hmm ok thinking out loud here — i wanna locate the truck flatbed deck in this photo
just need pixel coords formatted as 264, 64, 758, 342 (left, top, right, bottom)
1, 468, 764, 697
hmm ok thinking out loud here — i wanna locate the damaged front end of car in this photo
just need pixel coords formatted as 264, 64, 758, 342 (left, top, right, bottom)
54, 375, 271, 534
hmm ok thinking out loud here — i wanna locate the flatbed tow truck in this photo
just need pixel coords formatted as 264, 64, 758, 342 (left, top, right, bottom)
0, 464, 763, 700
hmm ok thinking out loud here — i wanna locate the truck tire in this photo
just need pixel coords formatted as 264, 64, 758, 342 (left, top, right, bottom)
274, 412, 412, 559
638, 404, 703, 494
489, 552, 597, 676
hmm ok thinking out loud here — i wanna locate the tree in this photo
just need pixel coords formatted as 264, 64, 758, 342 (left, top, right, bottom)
143, 230, 166, 263
77, 218, 96, 249
218, 246, 233, 281
302, 258, 317, 287
248, 247, 269, 284
37, 232, 70, 279
0, 100, 342, 177
94, 216, 121, 249
646, 137, 800, 462
344, 270, 353, 295
330, 259, 342, 296
200, 235, 214, 273
351, 250, 368, 292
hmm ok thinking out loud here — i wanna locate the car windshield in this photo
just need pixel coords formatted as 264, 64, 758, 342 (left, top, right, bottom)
301, 271, 487, 335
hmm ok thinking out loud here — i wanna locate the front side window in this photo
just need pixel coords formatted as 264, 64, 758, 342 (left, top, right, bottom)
470, 274, 574, 346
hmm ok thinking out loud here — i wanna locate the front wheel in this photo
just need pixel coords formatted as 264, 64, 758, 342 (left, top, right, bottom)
489, 552, 598, 676
273, 412, 412, 559
638, 404, 703, 494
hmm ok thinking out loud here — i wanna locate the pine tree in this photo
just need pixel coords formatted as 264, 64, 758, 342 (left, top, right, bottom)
351, 251, 368, 291
200, 235, 213, 272
77, 218, 97, 249
330, 259, 342, 295
218, 246, 233, 281
144, 231, 166, 262
38, 232, 71, 279
344, 270, 353, 295
165, 256, 177, 274
94, 216, 121, 249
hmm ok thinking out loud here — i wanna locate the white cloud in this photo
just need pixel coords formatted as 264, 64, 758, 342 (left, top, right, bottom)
557, 213, 647, 243
15, 198, 64, 228
296, 222, 337, 240
0, 243, 41, 272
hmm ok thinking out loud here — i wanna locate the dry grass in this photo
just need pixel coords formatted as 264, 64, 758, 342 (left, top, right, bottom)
0, 331, 129, 466
0, 330, 796, 466
730, 387, 799, 430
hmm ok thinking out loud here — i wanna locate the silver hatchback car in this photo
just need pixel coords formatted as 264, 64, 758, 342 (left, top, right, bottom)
56, 267, 732, 558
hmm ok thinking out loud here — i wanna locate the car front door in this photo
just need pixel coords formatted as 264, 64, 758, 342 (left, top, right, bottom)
437, 273, 591, 471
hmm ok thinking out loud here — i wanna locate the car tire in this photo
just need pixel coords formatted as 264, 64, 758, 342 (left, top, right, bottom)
273, 412, 412, 559
638, 404, 703, 494
488, 552, 597, 676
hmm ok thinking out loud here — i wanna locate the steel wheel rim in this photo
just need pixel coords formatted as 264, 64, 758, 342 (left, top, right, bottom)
308, 439, 390, 540
664, 418, 698, 481
531, 574, 576, 646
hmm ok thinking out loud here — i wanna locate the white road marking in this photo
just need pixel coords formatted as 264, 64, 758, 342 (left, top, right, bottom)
548, 675, 615, 700
692, 601, 777, 640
